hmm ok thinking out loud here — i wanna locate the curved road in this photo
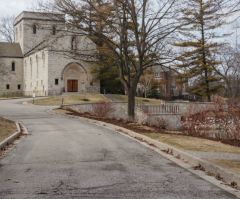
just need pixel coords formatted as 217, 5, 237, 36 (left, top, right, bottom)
0, 99, 238, 199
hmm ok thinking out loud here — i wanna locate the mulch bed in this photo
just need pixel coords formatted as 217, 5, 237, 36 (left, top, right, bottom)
63, 109, 161, 134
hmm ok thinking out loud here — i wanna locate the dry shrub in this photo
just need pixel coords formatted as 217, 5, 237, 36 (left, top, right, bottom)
92, 102, 115, 118
182, 96, 240, 143
146, 117, 167, 130
182, 102, 213, 137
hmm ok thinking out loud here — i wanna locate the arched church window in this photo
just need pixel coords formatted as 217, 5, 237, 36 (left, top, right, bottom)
11, 61, 15, 71
33, 24, 37, 34
52, 25, 56, 35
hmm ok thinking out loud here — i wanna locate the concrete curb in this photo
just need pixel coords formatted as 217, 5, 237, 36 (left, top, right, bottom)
54, 111, 240, 197
0, 122, 22, 151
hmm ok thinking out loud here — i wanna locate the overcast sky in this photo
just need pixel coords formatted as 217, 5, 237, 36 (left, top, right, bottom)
0, 0, 42, 18
0, 0, 238, 46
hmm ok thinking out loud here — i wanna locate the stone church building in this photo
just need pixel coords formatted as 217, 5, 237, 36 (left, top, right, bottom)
0, 11, 100, 96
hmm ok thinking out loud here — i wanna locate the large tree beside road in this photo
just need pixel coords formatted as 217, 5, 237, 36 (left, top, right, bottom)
41, 0, 180, 121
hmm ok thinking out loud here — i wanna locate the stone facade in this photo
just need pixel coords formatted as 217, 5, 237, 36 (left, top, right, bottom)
0, 11, 100, 96
0, 57, 23, 94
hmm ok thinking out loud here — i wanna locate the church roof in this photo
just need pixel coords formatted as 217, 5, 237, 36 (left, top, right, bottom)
0, 42, 23, 58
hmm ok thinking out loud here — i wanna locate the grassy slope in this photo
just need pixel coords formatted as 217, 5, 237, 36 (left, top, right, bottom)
141, 133, 240, 173
141, 133, 240, 153
211, 160, 240, 173
0, 117, 16, 142
107, 94, 164, 104
32, 94, 109, 106
32, 94, 164, 106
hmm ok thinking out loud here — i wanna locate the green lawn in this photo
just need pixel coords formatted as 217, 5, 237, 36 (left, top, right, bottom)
0, 117, 16, 142
32, 94, 109, 106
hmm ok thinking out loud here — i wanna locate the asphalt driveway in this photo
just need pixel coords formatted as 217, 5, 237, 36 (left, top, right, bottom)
0, 99, 238, 199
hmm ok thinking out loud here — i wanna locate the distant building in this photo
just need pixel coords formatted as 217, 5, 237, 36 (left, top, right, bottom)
0, 11, 100, 96
152, 66, 188, 99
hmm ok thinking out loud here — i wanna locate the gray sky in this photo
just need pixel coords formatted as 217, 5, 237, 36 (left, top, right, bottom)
0, 0, 238, 46
0, 0, 40, 18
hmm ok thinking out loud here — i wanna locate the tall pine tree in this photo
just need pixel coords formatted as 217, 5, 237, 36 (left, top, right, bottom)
175, 0, 227, 101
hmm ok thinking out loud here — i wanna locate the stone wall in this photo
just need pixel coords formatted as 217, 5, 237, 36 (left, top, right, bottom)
0, 58, 23, 95
15, 11, 65, 54
23, 49, 48, 96
63, 101, 214, 131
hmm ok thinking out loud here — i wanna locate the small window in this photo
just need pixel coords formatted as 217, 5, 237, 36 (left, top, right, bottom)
71, 36, 76, 50
55, 79, 59, 85
33, 24, 37, 34
18, 84, 21, 90
6, 84, 10, 90
11, 62, 15, 71
52, 25, 56, 35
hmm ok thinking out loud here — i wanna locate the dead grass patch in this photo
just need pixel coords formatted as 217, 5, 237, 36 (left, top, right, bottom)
107, 94, 164, 105
211, 160, 240, 174
32, 94, 109, 106
142, 133, 240, 153
0, 117, 16, 142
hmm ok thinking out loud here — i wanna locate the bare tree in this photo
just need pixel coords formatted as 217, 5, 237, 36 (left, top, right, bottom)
0, 16, 15, 43
41, 0, 180, 120
214, 45, 240, 97
138, 68, 155, 98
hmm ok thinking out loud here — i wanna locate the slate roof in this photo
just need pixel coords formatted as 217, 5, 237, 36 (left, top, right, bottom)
0, 42, 23, 58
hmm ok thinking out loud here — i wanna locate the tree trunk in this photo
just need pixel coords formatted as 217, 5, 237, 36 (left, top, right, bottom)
204, 68, 211, 102
127, 85, 137, 122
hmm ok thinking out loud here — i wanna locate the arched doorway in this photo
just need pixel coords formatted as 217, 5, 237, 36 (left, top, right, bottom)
62, 63, 88, 92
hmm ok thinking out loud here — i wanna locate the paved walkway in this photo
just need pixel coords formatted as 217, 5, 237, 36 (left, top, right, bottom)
0, 99, 238, 199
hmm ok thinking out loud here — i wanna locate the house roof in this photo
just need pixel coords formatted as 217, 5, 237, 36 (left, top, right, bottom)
0, 42, 23, 58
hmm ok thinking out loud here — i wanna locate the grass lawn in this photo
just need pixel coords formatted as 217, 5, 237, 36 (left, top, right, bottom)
107, 94, 164, 104
32, 94, 109, 106
211, 160, 240, 174
31, 94, 164, 106
141, 133, 240, 153
0, 117, 16, 142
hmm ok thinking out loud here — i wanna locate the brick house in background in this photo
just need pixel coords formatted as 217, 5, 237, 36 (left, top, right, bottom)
152, 66, 188, 99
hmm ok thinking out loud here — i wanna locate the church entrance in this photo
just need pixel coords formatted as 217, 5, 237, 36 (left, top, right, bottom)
67, 80, 78, 92
62, 63, 88, 93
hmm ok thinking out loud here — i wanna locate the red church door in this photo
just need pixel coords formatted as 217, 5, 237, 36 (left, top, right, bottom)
67, 80, 78, 92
